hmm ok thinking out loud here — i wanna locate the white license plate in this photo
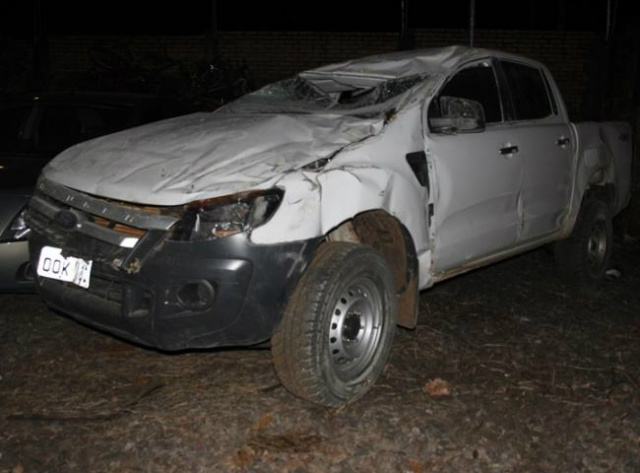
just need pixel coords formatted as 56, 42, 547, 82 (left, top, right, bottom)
37, 246, 92, 289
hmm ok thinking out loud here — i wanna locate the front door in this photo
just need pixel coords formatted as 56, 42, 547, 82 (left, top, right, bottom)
427, 61, 523, 272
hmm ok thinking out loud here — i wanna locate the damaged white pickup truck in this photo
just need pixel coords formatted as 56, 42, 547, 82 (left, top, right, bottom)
27, 46, 632, 406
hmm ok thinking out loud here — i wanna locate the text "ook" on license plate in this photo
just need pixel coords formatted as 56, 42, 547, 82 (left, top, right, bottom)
37, 246, 92, 289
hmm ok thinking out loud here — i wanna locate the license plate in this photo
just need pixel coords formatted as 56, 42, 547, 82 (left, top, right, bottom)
37, 246, 92, 289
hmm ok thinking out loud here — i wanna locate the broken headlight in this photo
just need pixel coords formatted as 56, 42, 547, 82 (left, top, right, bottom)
170, 189, 283, 242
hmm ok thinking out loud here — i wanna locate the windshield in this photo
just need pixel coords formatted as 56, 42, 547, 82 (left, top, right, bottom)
223, 74, 430, 115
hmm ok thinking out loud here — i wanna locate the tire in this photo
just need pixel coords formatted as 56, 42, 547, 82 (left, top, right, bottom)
554, 199, 613, 283
271, 242, 397, 407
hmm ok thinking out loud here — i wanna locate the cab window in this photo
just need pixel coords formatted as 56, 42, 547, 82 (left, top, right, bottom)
432, 64, 503, 124
500, 61, 553, 120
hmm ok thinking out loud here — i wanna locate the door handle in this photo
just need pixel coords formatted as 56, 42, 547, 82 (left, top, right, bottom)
499, 145, 519, 156
556, 136, 570, 146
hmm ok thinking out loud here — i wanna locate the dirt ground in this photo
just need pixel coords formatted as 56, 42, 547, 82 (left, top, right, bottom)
1, 242, 639, 473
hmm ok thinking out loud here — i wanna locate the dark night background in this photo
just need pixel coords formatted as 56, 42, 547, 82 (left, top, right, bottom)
1, 5, 640, 472
2, 0, 640, 36
1, 0, 639, 232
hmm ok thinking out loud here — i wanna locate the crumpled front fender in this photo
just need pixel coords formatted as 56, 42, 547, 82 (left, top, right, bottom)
250, 166, 428, 251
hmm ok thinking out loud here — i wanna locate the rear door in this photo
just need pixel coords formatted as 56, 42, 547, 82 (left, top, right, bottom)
498, 60, 573, 240
428, 60, 522, 272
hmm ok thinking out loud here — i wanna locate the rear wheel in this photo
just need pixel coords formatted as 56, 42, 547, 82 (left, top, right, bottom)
555, 199, 613, 283
271, 242, 397, 406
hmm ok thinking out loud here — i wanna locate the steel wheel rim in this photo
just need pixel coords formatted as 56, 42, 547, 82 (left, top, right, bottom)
329, 278, 384, 381
587, 219, 608, 272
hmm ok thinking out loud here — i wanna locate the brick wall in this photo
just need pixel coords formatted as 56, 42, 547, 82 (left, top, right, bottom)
48, 35, 206, 73
48, 29, 595, 118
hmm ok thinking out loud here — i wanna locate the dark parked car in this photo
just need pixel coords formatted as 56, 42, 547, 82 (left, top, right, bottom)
0, 92, 191, 292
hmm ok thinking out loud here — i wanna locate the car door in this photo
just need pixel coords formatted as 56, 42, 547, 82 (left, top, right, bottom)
498, 60, 573, 241
428, 60, 523, 272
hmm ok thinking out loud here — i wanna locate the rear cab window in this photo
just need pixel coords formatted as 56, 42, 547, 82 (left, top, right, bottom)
499, 60, 556, 121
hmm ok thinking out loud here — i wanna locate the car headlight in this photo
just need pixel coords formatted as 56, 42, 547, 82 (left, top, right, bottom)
170, 189, 283, 242
0, 208, 31, 242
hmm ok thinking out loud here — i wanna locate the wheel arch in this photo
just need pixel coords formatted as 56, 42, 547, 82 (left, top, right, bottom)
326, 210, 419, 329
566, 122, 632, 237
564, 179, 616, 238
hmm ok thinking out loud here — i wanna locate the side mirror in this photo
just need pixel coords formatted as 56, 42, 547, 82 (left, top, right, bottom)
430, 96, 486, 134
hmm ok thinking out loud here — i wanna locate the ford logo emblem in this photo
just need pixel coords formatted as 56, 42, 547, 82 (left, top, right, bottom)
54, 210, 79, 230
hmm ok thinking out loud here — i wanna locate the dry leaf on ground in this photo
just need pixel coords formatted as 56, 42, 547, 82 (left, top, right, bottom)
424, 378, 451, 397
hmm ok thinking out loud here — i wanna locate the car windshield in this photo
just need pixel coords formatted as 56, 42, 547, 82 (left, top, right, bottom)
224, 74, 430, 115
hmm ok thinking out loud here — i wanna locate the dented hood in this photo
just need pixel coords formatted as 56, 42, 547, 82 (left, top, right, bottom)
43, 111, 383, 206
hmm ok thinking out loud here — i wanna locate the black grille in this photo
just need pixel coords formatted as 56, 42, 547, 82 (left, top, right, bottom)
27, 193, 133, 264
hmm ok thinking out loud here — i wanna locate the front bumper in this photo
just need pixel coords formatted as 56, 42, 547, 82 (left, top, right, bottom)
26, 180, 321, 351
29, 230, 320, 350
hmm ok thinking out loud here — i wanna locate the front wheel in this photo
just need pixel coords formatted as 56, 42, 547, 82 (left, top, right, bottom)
271, 242, 397, 406
554, 199, 613, 283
